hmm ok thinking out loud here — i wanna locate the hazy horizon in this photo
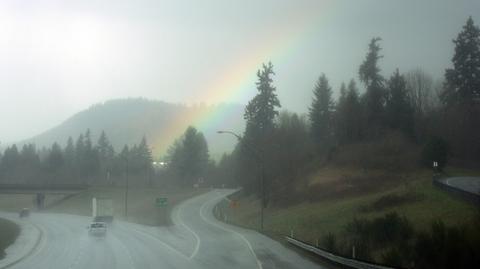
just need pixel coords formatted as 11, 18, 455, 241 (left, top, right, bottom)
1, 0, 479, 143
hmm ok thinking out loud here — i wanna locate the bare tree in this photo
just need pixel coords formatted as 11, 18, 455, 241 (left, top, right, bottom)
405, 68, 435, 116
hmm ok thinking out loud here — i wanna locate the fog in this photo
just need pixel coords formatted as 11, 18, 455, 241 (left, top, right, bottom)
0, 0, 478, 142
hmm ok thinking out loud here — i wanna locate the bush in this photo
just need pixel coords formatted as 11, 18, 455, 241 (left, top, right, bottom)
0, 218, 20, 259
343, 212, 414, 264
320, 232, 337, 254
413, 219, 480, 269
421, 136, 449, 170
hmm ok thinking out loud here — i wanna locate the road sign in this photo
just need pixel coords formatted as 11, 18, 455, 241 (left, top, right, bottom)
229, 200, 239, 208
156, 197, 168, 207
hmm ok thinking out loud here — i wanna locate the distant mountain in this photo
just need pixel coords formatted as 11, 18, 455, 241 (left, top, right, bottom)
20, 98, 245, 160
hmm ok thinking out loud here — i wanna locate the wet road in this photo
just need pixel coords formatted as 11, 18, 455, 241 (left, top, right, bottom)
6, 189, 324, 269
441, 177, 480, 195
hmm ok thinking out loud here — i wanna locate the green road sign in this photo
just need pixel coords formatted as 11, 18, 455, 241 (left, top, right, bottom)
156, 197, 168, 207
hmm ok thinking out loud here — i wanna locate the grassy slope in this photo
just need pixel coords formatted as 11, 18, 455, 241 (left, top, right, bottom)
226, 166, 478, 246
45, 187, 208, 226
0, 218, 20, 259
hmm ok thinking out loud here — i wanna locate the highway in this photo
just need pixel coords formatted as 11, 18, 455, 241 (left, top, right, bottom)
4, 189, 325, 269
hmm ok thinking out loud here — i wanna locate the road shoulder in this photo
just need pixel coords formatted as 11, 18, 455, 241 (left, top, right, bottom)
0, 214, 42, 269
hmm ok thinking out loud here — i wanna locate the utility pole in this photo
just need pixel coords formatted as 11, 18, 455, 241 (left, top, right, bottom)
124, 157, 129, 220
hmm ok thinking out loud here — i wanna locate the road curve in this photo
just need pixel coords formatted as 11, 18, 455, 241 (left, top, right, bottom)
4, 189, 325, 269
441, 177, 480, 195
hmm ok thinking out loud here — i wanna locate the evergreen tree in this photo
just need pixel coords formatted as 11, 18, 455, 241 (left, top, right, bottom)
46, 143, 64, 179
345, 79, 362, 142
309, 73, 334, 148
137, 136, 153, 169
75, 134, 85, 165
0, 145, 19, 179
64, 136, 75, 165
359, 37, 386, 132
182, 127, 209, 185
97, 131, 115, 161
19, 144, 39, 166
443, 16, 480, 106
338, 82, 347, 109
241, 62, 281, 195
336, 80, 362, 143
135, 136, 153, 185
83, 129, 99, 180
96, 131, 115, 182
244, 62, 281, 138
165, 127, 209, 186
386, 69, 414, 137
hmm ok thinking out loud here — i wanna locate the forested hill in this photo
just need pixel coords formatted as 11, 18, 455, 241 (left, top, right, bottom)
20, 98, 245, 159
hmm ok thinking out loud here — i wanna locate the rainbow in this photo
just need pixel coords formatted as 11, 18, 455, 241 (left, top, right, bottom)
151, 3, 333, 157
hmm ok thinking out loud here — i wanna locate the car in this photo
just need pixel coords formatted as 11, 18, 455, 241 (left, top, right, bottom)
87, 222, 107, 237
19, 208, 30, 218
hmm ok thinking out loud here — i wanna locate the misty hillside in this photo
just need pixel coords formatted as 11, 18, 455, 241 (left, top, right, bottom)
21, 98, 245, 159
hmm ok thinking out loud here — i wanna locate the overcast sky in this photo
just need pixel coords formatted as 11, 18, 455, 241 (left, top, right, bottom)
0, 0, 479, 143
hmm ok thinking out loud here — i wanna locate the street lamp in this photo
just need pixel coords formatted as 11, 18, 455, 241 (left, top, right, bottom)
123, 156, 129, 220
217, 130, 266, 232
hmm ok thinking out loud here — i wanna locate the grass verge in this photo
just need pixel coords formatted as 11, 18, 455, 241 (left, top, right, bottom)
224, 167, 478, 246
0, 218, 20, 259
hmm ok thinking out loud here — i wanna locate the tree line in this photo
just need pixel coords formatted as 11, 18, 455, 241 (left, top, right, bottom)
0, 130, 154, 186
213, 16, 480, 202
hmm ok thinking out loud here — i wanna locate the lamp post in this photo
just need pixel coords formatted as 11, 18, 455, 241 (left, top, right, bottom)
123, 156, 129, 220
217, 130, 265, 232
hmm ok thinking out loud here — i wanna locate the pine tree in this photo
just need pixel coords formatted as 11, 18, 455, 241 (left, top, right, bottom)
345, 79, 362, 141
46, 143, 64, 179
240, 62, 281, 195
443, 16, 480, 106
182, 127, 209, 185
136, 136, 153, 184
336, 79, 362, 143
309, 73, 334, 148
0, 145, 19, 177
244, 62, 281, 138
386, 69, 414, 137
335, 82, 348, 143
359, 37, 386, 132
64, 137, 75, 165
97, 131, 115, 161
75, 134, 85, 165
96, 131, 115, 182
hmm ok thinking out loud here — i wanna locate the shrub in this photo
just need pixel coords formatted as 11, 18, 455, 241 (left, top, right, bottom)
320, 232, 337, 254
0, 218, 20, 259
413, 219, 480, 269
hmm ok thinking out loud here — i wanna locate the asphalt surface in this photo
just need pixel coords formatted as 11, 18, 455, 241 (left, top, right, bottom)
441, 177, 480, 195
4, 189, 325, 269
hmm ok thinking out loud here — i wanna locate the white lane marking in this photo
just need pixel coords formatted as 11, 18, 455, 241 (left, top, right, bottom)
124, 224, 191, 261
199, 193, 263, 269
176, 200, 201, 259
108, 231, 136, 269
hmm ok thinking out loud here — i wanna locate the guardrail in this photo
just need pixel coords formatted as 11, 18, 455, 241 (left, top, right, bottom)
432, 176, 480, 205
285, 236, 396, 269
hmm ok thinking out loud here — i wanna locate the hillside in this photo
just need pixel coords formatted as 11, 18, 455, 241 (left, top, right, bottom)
20, 98, 245, 159
221, 165, 479, 265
